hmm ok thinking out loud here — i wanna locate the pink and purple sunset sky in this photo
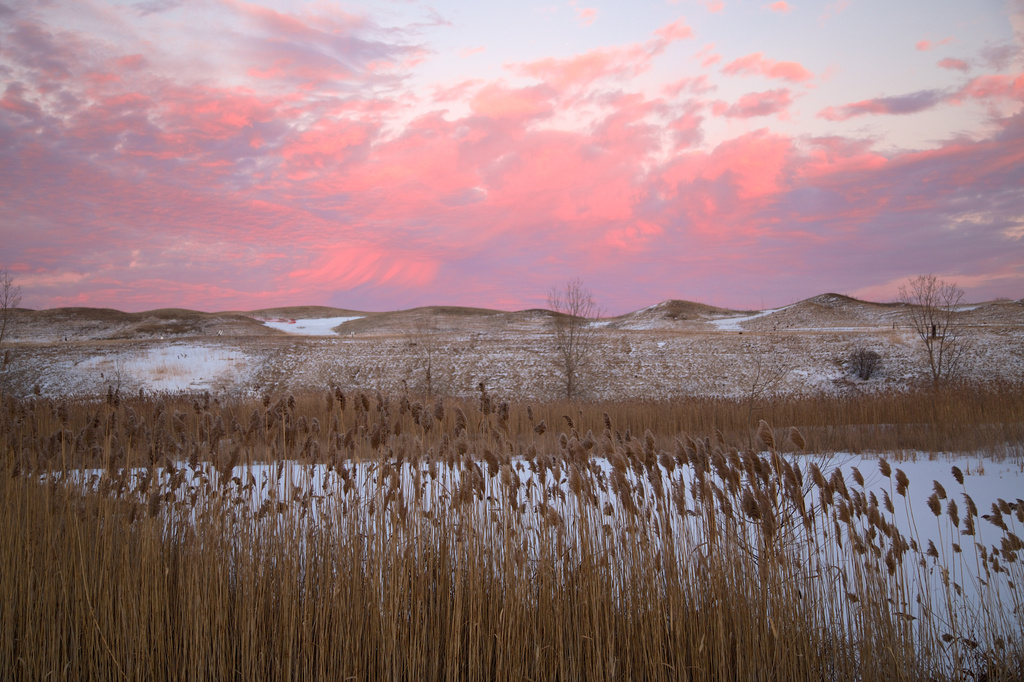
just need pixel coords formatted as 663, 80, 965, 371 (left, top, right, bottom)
1, 0, 1023, 314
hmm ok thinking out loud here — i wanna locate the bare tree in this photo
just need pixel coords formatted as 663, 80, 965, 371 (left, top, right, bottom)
743, 333, 791, 447
0, 267, 21, 350
405, 313, 440, 398
898, 274, 971, 387
1, 268, 22, 393
548, 278, 600, 400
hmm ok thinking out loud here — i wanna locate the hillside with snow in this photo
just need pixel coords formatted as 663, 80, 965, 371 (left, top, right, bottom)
3, 295, 1022, 400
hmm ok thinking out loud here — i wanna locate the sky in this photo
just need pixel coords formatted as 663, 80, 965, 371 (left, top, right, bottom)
1, 0, 1023, 314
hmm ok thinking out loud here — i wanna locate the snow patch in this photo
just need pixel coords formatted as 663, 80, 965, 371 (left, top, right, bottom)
709, 306, 788, 331
260, 316, 363, 335
78, 344, 249, 392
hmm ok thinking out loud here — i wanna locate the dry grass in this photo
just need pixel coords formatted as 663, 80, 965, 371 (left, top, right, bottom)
1, 384, 1022, 680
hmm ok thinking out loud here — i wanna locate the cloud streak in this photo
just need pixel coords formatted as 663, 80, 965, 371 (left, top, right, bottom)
721, 52, 813, 83
819, 75, 1024, 121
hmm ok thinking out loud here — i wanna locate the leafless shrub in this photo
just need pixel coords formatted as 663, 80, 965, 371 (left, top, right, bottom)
850, 346, 882, 380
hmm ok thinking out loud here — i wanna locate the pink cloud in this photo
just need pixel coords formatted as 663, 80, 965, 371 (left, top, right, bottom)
0, 83, 43, 118
113, 54, 146, 70
937, 57, 970, 72
459, 46, 486, 58
573, 3, 598, 26
700, 0, 725, 13
720, 89, 793, 118
8, 77, 1024, 311
916, 36, 954, 51
3, 0, 1023, 314
951, 74, 1024, 103
432, 79, 484, 102
291, 247, 439, 291
653, 18, 695, 44
766, 1, 793, 13
515, 48, 649, 90
667, 107, 705, 149
470, 83, 554, 119
722, 52, 813, 82
663, 75, 715, 97
660, 129, 793, 204
281, 119, 372, 177
693, 43, 722, 68
512, 19, 692, 90
796, 136, 889, 180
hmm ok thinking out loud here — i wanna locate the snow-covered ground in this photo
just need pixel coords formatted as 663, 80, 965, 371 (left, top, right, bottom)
709, 306, 790, 331
6, 302, 1023, 400
76, 343, 251, 392
259, 316, 363, 335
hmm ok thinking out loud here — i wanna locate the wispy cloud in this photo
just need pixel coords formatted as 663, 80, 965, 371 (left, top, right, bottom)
511, 19, 692, 90
571, 1, 598, 26
765, 1, 793, 14
818, 0, 849, 23
937, 57, 969, 72
818, 89, 949, 121
716, 89, 793, 118
916, 36, 954, 51
818, 75, 1024, 120
721, 52, 813, 82
693, 43, 721, 68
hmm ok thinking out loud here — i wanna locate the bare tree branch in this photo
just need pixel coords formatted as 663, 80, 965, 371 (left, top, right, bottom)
1, 267, 22, 351
406, 312, 440, 398
743, 333, 791, 447
1, 267, 22, 388
898, 274, 971, 387
548, 278, 600, 400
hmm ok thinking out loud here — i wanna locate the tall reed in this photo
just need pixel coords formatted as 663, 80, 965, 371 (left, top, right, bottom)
1, 387, 1022, 680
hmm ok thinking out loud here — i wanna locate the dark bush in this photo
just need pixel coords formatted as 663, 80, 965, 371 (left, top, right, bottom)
850, 347, 882, 380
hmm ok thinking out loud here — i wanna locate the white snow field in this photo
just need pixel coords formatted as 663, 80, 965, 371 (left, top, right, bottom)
77, 343, 250, 393
259, 316, 363, 335
708, 306, 790, 331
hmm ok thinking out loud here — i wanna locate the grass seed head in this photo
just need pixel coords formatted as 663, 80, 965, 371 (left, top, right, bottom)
895, 468, 909, 496
948, 499, 960, 528
788, 426, 805, 451
756, 420, 775, 451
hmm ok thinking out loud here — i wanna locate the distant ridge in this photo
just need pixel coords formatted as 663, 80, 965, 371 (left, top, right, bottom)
11, 293, 1019, 343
